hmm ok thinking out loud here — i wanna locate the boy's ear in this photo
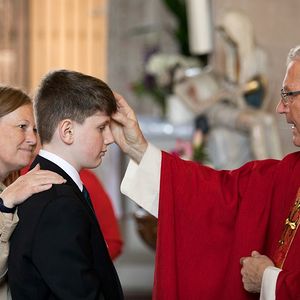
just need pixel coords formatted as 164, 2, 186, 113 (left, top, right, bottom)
59, 119, 74, 145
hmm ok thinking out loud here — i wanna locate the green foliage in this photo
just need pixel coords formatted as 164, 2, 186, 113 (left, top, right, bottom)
131, 81, 167, 115
161, 0, 190, 56
193, 144, 208, 163
131, 1, 195, 115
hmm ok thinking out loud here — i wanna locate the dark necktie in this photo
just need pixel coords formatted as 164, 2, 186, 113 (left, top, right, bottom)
82, 185, 95, 213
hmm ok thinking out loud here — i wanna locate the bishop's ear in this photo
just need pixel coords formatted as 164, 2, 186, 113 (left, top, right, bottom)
59, 119, 74, 145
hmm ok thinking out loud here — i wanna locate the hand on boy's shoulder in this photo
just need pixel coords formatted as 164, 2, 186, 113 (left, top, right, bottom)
18, 183, 79, 213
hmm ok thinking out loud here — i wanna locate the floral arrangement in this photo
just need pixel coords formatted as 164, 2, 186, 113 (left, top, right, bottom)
171, 129, 208, 164
131, 47, 200, 115
131, 0, 204, 115
170, 113, 209, 163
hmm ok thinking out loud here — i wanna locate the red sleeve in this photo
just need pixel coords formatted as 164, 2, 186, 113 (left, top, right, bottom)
153, 151, 280, 300
276, 270, 300, 299
80, 169, 123, 260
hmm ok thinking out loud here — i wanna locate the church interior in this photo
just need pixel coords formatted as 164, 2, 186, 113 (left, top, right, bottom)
1, 0, 300, 299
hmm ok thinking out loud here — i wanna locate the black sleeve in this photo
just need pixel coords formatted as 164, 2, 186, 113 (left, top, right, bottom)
31, 195, 102, 300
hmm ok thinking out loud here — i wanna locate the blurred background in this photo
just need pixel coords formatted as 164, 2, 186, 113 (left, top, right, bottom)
1, 0, 299, 298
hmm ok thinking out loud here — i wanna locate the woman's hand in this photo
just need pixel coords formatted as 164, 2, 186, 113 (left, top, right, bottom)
0, 164, 66, 208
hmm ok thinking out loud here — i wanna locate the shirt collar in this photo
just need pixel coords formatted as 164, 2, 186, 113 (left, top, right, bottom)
39, 149, 83, 191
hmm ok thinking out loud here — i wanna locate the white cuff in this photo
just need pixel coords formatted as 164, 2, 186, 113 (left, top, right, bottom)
121, 143, 161, 217
260, 266, 281, 300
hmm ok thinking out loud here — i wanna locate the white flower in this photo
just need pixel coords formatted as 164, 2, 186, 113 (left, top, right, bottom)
146, 53, 200, 88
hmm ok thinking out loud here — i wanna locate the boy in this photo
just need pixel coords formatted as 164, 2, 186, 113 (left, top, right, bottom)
8, 70, 123, 299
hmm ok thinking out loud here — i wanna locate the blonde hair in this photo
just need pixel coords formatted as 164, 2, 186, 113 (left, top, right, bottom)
0, 86, 31, 118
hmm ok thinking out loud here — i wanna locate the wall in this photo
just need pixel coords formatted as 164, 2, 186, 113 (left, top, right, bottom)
108, 0, 178, 115
29, 0, 107, 90
0, 0, 28, 88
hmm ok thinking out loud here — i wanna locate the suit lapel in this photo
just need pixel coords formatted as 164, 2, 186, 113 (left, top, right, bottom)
31, 155, 99, 226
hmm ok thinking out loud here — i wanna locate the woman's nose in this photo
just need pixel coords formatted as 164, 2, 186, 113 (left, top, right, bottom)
26, 129, 37, 146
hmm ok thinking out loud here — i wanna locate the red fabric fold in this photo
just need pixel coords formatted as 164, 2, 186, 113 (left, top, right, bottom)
153, 151, 300, 300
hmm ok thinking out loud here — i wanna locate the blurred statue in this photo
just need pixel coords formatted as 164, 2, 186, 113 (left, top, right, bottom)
174, 9, 282, 169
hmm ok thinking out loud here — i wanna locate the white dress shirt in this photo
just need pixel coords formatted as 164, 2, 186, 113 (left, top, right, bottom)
39, 149, 83, 192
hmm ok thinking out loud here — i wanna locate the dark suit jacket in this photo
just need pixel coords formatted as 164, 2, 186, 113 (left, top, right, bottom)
8, 155, 123, 300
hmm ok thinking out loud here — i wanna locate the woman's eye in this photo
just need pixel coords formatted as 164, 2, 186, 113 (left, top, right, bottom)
18, 124, 27, 129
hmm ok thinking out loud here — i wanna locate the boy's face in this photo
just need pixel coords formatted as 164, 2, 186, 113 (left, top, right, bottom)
72, 111, 114, 170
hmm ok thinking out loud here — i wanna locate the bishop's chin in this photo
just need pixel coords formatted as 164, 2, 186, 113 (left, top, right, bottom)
292, 136, 300, 147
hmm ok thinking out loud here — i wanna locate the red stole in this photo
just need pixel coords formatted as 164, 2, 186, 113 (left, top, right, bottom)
273, 188, 300, 268
154, 151, 300, 300
153, 152, 281, 300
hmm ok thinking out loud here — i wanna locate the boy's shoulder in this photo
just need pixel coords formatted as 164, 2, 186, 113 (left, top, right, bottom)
18, 183, 82, 218
15, 183, 89, 236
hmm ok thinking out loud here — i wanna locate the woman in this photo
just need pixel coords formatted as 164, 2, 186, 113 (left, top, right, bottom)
0, 86, 65, 299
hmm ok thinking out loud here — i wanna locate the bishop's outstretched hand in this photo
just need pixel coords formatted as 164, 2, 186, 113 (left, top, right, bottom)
111, 92, 148, 164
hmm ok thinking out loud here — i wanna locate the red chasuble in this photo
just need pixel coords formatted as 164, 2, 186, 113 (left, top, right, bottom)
153, 151, 300, 300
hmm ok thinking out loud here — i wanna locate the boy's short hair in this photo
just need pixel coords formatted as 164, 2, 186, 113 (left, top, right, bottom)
34, 69, 117, 144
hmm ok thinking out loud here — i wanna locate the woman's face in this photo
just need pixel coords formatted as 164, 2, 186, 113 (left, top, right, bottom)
0, 104, 37, 177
